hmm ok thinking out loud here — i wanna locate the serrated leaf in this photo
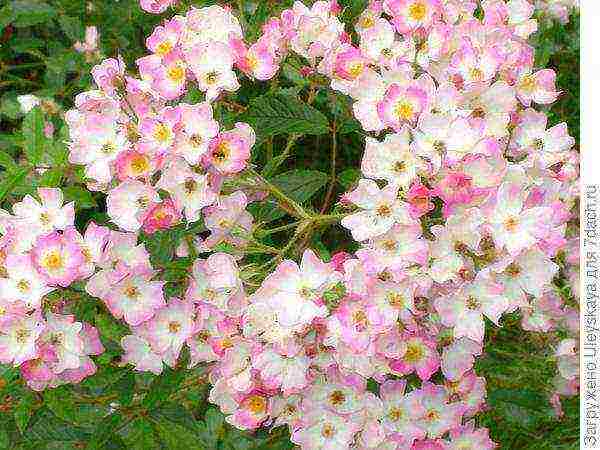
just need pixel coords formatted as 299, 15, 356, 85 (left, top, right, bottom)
14, 391, 36, 433
44, 387, 77, 423
22, 108, 47, 165
113, 372, 135, 407
142, 368, 186, 410
87, 413, 124, 449
62, 186, 96, 209
94, 313, 128, 344
241, 93, 329, 141
10, 1, 57, 27
151, 403, 198, 430
258, 169, 328, 222
10, 37, 46, 53
337, 168, 360, 189
0, 167, 30, 203
142, 229, 182, 267
58, 15, 84, 41
152, 418, 203, 449
38, 167, 63, 187
26, 408, 91, 443
121, 418, 159, 450
0, 428, 9, 448
204, 408, 225, 437
0, 151, 16, 170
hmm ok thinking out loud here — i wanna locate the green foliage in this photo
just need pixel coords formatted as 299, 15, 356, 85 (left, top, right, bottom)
241, 92, 331, 142
256, 169, 329, 221
0, 1, 580, 449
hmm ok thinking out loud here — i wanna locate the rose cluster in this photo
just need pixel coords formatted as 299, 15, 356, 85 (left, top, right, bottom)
0, 0, 580, 449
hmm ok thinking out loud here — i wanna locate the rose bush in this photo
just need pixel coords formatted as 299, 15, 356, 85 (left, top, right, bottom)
0, 0, 580, 448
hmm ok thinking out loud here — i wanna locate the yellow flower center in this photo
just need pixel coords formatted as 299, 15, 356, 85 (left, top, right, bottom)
124, 285, 140, 299
321, 423, 336, 439
388, 292, 406, 308
130, 154, 151, 176
347, 61, 364, 79
49, 332, 64, 346
167, 63, 186, 83
389, 407, 404, 422
16, 328, 31, 343
155, 41, 173, 56
359, 15, 375, 28
408, 2, 427, 21
519, 75, 537, 93
394, 161, 407, 173
81, 246, 92, 263
17, 279, 30, 293
505, 262, 522, 277
213, 142, 230, 162
247, 53, 259, 71
504, 216, 519, 233
137, 196, 150, 208
153, 123, 172, 143
102, 142, 116, 154
329, 390, 346, 406
244, 395, 267, 414
42, 251, 64, 271
469, 67, 484, 81
184, 179, 197, 194
404, 342, 424, 363
466, 295, 481, 310
376, 204, 392, 217
424, 409, 440, 422
39, 212, 51, 225
205, 71, 219, 85
168, 321, 181, 333
353, 310, 368, 329
189, 134, 204, 147
394, 100, 414, 121
382, 239, 398, 251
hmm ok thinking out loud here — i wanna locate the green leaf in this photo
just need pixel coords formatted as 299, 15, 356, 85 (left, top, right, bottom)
142, 229, 182, 267
257, 169, 328, 222
0, 151, 16, 170
113, 372, 135, 407
22, 107, 47, 165
142, 368, 186, 410
58, 15, 84, 41
337, 168, 360, 189
44, 387, 77, 423
151, 403, 198, 430
0, 167, 30, 203
204, 408, 225, 437
0, 95, 22, 120
121, 418, 159, 450
152, 418, 203, 449
14, 391, 36, 433
62, 186, 96, 209
87, 413, 125, 449
10, 1, 57, 27
38, 167, 63, 187
0, 428, 9, 449
241, 93, 329, 141
25, 408, 91, 443
94, 313, 128, 344
271, 169, 329, 202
